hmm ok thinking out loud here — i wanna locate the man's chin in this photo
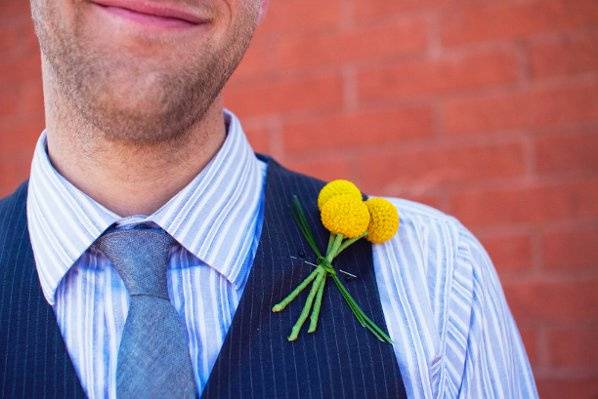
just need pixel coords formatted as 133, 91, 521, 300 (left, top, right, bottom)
75, 99, 195, 146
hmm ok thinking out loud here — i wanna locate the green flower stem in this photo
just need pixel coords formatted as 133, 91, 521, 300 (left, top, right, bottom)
333, 279, 384, 341
335, 232, 368, 257
336, 281, 386, 341
288, 269, 326, 341
292, 196, 322, 258
308, 271, 327, 333
333, 281, 384, 340
331, 275, 366, 327
331, 274, 393, 343
326, 234, 335, 255
327, 233, 344, 262
272, 268, 320, 312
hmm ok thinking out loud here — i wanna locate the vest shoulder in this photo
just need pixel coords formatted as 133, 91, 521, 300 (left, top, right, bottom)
0, 180, 28, 232
0, 180, 28, 208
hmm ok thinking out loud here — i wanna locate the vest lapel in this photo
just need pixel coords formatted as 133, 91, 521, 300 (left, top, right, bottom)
202, 157, 407, 399
0, 182, 85, 398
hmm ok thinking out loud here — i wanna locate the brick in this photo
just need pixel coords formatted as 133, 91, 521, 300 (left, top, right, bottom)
231, 28, 277, 81
354, 0, 452, 21
237, 8, 424, 80
441, 0, 598, 46
0, 157, 30, 198
448, 179, 598, 228
441, 82, 598, 135
0, 21, 38, 63
0, 52, 42, 84
0, 113, 44, 156
259, 0, 344, 35
0, 87, 18, 118
518, 327, 540, 368
537, 376, 598, 399
535, 130, 598, 176
357, 48, 519, 102
224, 72, 344, 119
504, 278, 598, 325
356, 140, 527, 194
528, 30, 598, 79
274, 17, 428, 71
478, 233, 534, 272
541, 226, 598, 270
281, 106, 434, 154
0, 81, 44, 119
283, 154, 354, 183
545, 327, 598, 370
0, 120, 39, 196
0, 1, 31, 25
245, 126, 272, 155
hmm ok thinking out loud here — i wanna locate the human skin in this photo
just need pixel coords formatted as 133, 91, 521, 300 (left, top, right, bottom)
30, 0, 266, 215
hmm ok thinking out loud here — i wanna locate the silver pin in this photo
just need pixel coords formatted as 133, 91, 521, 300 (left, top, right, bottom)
290, 256, 358, 279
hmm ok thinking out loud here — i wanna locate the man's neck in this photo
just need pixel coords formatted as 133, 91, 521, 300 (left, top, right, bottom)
43, 86, 227, 217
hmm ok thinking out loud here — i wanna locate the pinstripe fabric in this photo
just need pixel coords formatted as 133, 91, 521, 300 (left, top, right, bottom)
0, 182, 85, 399
203, 159, 406, 399
1, 109, 538, 398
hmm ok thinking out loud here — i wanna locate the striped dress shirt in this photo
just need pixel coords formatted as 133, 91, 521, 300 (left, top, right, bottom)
26, 109, 538, 398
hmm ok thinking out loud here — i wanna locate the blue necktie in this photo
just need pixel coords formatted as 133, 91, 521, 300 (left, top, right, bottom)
95, 227, 196, 398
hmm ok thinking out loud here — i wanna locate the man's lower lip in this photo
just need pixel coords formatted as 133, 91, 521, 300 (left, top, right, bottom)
96, 4, 198, 29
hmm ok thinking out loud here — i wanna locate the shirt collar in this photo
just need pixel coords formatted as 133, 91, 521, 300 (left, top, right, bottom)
27, 109, 266, 305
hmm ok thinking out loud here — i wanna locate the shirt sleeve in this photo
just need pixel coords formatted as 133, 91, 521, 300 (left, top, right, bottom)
453, 223, 538, 398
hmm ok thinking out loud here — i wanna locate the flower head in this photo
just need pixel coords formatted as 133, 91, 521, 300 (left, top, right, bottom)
321, 194, 370, 238
317, 179, 362, 210
365, 198, 399, 244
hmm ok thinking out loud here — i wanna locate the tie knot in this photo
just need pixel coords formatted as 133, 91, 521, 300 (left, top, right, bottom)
94, 227, 175, 299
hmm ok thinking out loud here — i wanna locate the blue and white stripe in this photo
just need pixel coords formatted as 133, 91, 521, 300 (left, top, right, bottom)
372, 201, 538, 398
27, 109, 537, 398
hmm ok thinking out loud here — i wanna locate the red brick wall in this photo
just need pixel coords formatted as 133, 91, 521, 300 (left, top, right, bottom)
1, 1, 597, 396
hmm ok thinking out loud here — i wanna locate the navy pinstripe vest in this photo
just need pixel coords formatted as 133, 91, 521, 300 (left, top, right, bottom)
0, 156, 406, 398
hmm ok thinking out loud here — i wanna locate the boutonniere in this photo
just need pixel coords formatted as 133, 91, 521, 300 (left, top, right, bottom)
272, 179, 400, 343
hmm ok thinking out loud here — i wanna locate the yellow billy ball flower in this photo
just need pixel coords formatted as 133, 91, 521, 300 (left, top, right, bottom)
320, 194, 370, 238
317, 179, 362, 210
365, 198, 399, 244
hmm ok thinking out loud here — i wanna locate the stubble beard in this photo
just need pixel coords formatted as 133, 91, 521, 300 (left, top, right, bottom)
32, 1, 257, 146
